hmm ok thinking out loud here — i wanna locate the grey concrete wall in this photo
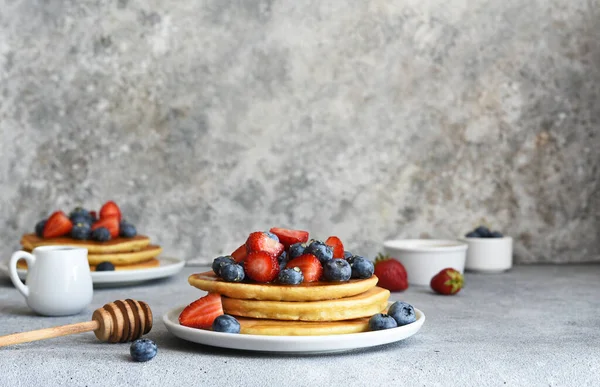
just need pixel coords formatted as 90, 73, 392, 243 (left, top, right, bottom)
1, 0, 598, 264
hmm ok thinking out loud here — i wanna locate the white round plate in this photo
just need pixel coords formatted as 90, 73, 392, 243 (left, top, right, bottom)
0, 257, 185, 288
163, 305, 425, 353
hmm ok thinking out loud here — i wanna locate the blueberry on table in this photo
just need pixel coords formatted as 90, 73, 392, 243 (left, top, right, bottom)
349, 256, 374, 279
119, 221, 137, 238
96, 261, 115, 271
368, 313, 398, 331
212, 256, 235, 276
220, 263, 245, 282
212, 314, 241, 334
304, 240, 333, 263
130, 338, 157, 362
388, 301, 416, 326
91, 227, 111, 242
288, 243, 306, 260
323, 259, 351, 282
278, 267, 304, 285
71, 223, 91, 240
34, 219, 47, 237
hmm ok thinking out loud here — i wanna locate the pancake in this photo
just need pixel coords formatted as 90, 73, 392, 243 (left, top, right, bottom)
221, 286, 390, 321
21, 233, 151, 254
86, 245, 162, 265
17, 258, 161, 271
188, 271, 379, 301
236, 315, 371, 336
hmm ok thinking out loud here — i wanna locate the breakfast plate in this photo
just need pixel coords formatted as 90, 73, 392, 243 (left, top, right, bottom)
163, 305, 425, 353
0, 256, 185, 287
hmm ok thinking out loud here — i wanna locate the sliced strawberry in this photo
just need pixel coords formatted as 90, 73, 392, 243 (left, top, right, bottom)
91, 216, 119, 238
244, 251, 280, 283
246, 231, 284, 257
42, 211, 73, 238
179, 293, 224, 329
269, 227, 309, 248
325, 236, 345, 258
286, 254, 323, 282
99, 200, 121, 221
231, 244, 248, 263
374, 254, 408, 291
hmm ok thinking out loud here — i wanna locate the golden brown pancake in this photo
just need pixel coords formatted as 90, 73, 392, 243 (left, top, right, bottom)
221, 287, 390, 321
188, 271, 379, 301
21, 245, 162, 266
17, 258, 161, 271
236, 315, 371, 336
21, 233, 151, 254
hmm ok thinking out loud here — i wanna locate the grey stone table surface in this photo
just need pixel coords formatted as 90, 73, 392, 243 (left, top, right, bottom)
0, 264, 599, 387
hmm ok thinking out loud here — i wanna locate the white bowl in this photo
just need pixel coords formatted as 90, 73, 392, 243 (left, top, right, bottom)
383, 239, 468, 286
463, 236, 513, 272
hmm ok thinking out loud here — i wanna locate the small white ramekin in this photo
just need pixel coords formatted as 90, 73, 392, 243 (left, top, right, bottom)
462, 236, 513, 272
382, 239, 468, 286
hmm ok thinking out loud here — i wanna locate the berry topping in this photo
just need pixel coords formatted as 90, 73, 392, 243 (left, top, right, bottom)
91, 216, 119, 238
99, 200, 122, 221
244, 251, 280, 283
95, 261, 115, 271
368, 313, 398, 331
490, 231, 504, 238
304, 240, 333, 263
91, 227, 111, 242
245, 231, 284, 258
278, 250, 288, 270
42, 211, 73, 238
212, 256, 235, 276
325, 236, 345, 258
70, 222, 91, 240
278, 267, 304, 285
373, 253, 408, 291
322, 259, 351, 282
285, 254, 323, 283
220, 263, 245, 282
388, 301, 416, 326
130, 339, 157, 362
288, 242, 307, 260
349, 256, 374, 279
212, 314, 241, 334
69, 207, 93, 225
474, 226, 491, 237
268, 227, 309, 248
34, 219, 47, 238
264, 231, 279, 242
119, 220, 137, 238
343, 250, 353, 259
179, 293, 224, 329
430, 268, 463, 295
230, 244, 248, 263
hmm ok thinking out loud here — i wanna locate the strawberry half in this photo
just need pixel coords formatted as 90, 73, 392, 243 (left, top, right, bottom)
99, 200, 121, 222
91, 216, 120, 238
286, 254, 323, 282
246, 231, 285, 257
430, 268, 463, 295
373, 253, 408, 291
179, 293, 224, 329
42, 211, 73, 238
244, 251, 280, 283
325, 236, 345, 258
269, 227, 309, 248
231, 244, 248, 263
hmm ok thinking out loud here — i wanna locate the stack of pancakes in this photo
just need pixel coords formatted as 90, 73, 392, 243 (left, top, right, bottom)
19, 233, 163, 271
188, 271, 390, 335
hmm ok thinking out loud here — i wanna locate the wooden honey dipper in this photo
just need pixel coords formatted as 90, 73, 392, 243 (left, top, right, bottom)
0, 299, 152, 347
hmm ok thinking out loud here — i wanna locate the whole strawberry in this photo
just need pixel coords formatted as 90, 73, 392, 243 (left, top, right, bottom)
373, 254, 408, 291
430, 268, 463, 295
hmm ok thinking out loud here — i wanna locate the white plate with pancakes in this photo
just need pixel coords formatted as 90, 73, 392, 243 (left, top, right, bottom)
0, 256, 185, 287
163, 305, 425, 354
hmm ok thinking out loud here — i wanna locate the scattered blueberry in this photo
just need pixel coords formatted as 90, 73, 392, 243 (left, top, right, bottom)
388, 301, 416, 326
278, 267, 304, 285
322, 259, 351, 282
71, 222, 91, 240
119, 221, 137, 238
35, 219, 47, 237
343, 251, 353, 259
212, 256, 235, 276
130, 338, 157, 362
220, 263, 245, 282
95, 261, 115, 271
474, 226, 492, 237
288, 243, 306, 260
349, 256, 374, 279
304, 240, 333, 263
368, 313, 398, 331
278, 250, 288, 269
212, 314, 241, 334
91, 227, 111, 242
490, 231, 504, 238
265, 231, 279, 242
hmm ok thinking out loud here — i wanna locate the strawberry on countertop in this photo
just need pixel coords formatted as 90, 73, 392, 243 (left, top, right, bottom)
430, 268, 463, 295
179, 293, 224, 329
373, 253, 408, 291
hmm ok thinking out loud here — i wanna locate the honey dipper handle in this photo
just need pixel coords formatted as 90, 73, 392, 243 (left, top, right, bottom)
0, 320, 99, 347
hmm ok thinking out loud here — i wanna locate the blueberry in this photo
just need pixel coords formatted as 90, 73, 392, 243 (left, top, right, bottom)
323, 259, 351, 282
70, 214, 92, 226
212, 314, 241, 333
465, 231, 480, 238
35, 219, 47, 237
265, 231, 279, 242
349, 256, 374, 279
278, 267, 304, 285
388, 301, 416, 326
130, 338, 157, 362
70, 207, 92, 221
304, 241, 333, 263
95, 261, 115, 271
91, 227, 111, 242
71, 222, 91, 240
220, 263, 245, 282
343, 250, 353, 259
474, 226, 492, 238
490, 231, 504, 238
212, 256, 235, 276
278, 250, 288, 269
119, 221, 137, 238
368, 313, 398, 331
288, 243, 306, 260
